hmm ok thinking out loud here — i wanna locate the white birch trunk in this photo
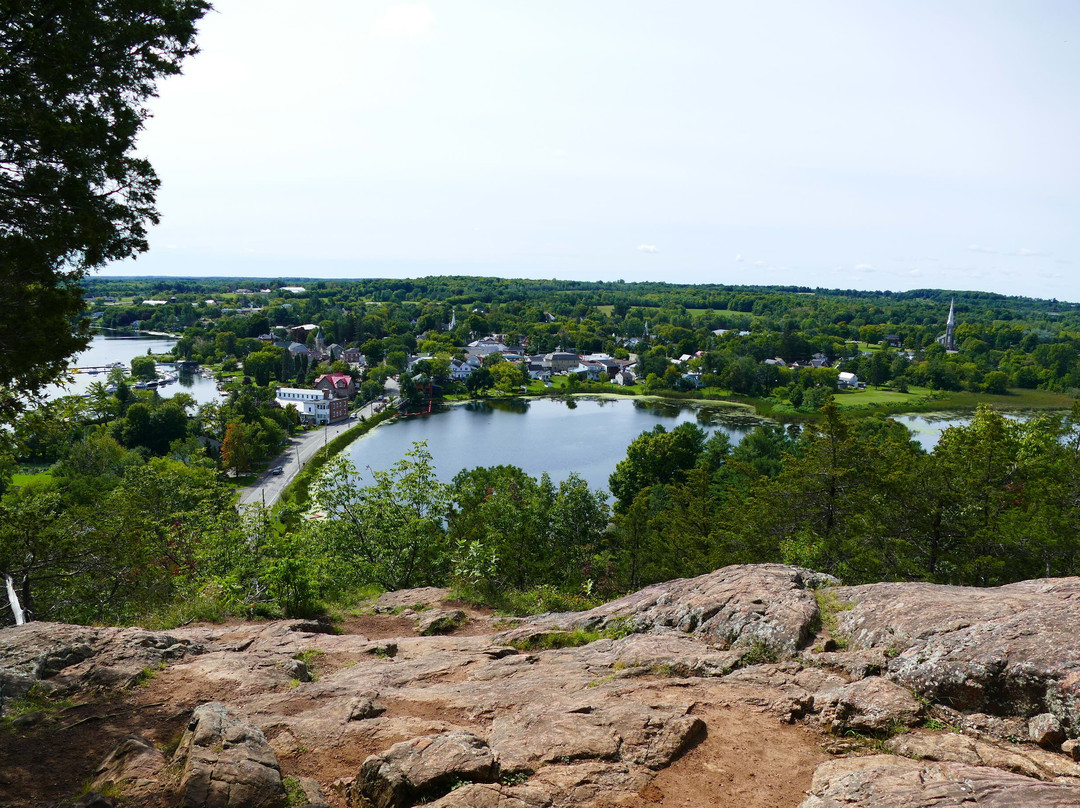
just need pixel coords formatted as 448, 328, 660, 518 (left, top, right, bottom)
4, 574, 25, 626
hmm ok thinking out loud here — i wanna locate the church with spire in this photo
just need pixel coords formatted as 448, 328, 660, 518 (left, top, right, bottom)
936, 299, 958, 352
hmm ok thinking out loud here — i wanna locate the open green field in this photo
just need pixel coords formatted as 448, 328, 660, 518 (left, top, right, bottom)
933, 388, 1075, 411
831, 385, 939, 409
833, 385, 1074, 414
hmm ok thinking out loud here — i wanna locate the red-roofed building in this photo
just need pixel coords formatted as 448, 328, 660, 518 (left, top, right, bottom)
314, 372, 356, 400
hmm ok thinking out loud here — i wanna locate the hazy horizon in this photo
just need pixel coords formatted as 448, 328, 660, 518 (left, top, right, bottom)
104, 2, 1079, 301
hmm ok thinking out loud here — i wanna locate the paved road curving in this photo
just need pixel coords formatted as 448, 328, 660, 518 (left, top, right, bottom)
236, 397, 387, 509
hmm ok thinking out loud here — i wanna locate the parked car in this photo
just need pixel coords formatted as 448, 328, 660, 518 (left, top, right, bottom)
270, 466, 284, 475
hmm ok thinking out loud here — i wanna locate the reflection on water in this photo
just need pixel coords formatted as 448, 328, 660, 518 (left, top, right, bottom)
42, 334, 222, 406
344, 396, 770, 495
489, 399, 531, 415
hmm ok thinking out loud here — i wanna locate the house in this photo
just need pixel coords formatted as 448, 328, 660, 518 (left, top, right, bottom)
341, 347, 362, 364
467, 336, 508, 355
614, 369, 636, 386
764, 358, 787, 367
275, 387, 348, 425
280, 286, 307, 294
883, 334, 902, 348
837, 371, 859, 389
682, 372, 704, 388
574, 361, 606, 381
544, 351, 579, 372
449, 359, 473, 380
314, 372, 355, 399
280, 341, 311, 361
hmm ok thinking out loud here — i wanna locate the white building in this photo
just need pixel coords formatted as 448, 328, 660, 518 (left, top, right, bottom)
275, 387, 346, 425
837, 371, 860, 389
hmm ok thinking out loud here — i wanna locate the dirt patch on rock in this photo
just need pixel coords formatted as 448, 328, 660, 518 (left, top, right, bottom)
615, 705, 828, 808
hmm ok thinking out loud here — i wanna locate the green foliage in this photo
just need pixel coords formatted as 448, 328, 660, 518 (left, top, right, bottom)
507, 629, 603, 652
130, 356, 157, 380
609, 422, 707, 513
739, 642, 779, 666
0, 0, 209, 412
451, 582, 604, 616
309, 442, 450, 591
283, 776, 307, 808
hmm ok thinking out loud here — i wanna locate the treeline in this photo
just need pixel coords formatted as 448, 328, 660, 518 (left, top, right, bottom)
606, 403, 1080, 588
6, 399, 1080, 627
83, 276, 1080, 401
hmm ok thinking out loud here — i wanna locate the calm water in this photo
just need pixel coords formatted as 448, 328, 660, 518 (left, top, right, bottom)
344, 397, 769, 494
43, 333, 223, 406
343, 398, 1066, 494
893, 411, 1039, 452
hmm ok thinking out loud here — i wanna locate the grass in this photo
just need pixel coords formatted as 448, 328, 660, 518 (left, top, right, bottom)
738, 642, 779, 666
283, 776, 307, 807
130, 661, 167, 687
814, 588, 855, 650
0, 684, 73, 729
830, 385, 940, 410
293, 649, 324, 668
8, 471, 55, 491
450, 582, 605, 616
507, 629, 603, 652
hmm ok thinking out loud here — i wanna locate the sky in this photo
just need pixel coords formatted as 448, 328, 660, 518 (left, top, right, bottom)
106, 1, 1080, 300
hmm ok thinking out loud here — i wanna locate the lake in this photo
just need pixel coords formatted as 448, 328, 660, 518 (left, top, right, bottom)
893, 411, 1043, 452
343, 398, 1064, 495
343, 397, 769, 494
43, 333, 223, 406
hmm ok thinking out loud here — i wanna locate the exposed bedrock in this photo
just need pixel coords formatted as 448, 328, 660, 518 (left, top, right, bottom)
5, 565, 1080, 808
832, 577, 1080, 735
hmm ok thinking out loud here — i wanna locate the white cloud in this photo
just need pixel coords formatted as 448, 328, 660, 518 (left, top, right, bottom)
374, 2, 436, 40
967, 244, 997, 254
1016, 247, 1041, 256
753, 260, 766, 267
637, 244, 659, 254
908, 268, 923, 277
854, 263, 874, 271
735, 253, 743, 262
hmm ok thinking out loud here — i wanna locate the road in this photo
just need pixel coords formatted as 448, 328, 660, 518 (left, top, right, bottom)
237, 396, 389, 509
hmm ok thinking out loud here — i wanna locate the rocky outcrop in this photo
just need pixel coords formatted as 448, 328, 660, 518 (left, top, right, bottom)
799, 756, 1080, 807
90, 734, 168, 797
884, 731, 1080, 782
489, 701, 704, 773
5, 566, 1080, 808
417, 609, 467, 636
350, 732, 498, 808
0, 621, 202, 697
813, 677, 925, 734
832, 577, 1080, 736
552, 564, 836, 656
373, 588, 452, 613
173, 702, 286, 808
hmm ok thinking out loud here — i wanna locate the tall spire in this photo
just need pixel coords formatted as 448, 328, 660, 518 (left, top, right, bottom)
943, 298, 957, 351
